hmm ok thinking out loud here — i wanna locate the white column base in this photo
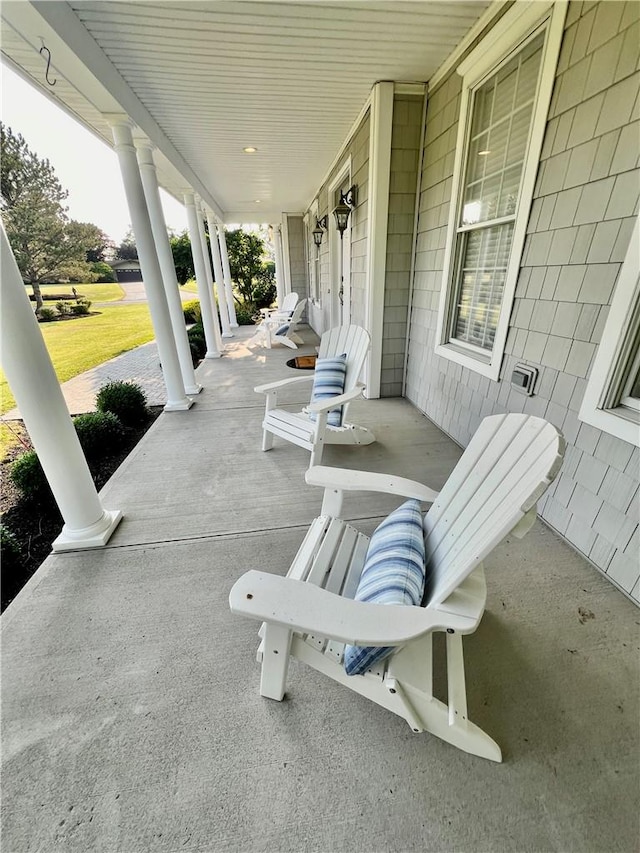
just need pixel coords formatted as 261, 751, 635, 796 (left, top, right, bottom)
221, 331, 234, 338
230, 323, 239, 329
185, 384, 203, 395
163, 398, 194, 412
205, 351, 222, 359
52, 509, 123, 553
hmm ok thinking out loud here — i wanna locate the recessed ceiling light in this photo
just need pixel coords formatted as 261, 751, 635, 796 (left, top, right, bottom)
243, 146, 258, 153
478, 150, 491, 156
255, 199, 261, 204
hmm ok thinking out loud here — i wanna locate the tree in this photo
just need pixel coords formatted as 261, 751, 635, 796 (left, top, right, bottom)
0, 123, 101, 311
225, 228, 275, 308
116, 229, 138, 261
169, 230, 195, 284
67, 221, 114, 263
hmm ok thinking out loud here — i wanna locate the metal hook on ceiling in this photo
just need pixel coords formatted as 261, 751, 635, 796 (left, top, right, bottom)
38, 41, 57, 87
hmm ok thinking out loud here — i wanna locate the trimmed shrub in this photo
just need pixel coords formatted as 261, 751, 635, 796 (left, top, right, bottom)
96, 381, 148, 427
73, 411, 126, 458
187, 323, 207, 361
70, 299, 91, 315
38, 307, 57, 322
234, 305, 257, 325
10, 451, 53, 504
183, 300, 202, 324
56, 300, 73, 316
1, 524, 20, 565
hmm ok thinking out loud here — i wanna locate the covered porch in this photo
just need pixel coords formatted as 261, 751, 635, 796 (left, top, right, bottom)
2, 327, 638, 852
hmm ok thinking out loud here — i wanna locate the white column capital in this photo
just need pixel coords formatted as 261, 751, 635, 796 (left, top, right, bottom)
135, 141, 156, 163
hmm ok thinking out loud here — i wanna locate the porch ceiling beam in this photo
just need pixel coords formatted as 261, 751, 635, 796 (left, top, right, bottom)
10, 1, 224, 220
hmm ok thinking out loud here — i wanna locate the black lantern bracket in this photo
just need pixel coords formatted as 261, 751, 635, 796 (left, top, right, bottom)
333, 184, 357, 238
312, 214, 328, 249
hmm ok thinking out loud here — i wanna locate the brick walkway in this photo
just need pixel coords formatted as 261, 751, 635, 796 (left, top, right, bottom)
2, 340, 167, 419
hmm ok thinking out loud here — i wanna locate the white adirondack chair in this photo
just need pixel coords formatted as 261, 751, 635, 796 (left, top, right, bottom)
254, 298, 307, 350
229, 414, 565, 761
254, 324, 375, 466
260, 291, 298, 323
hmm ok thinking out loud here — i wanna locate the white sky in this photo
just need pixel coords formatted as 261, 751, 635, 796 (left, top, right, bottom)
1, 63, 189, 244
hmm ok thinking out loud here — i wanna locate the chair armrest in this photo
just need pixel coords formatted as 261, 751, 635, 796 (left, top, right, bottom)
307, 384, 365, 414
254, 375, 315, 394
305, 465, 440, 503
229, 570, 477, 644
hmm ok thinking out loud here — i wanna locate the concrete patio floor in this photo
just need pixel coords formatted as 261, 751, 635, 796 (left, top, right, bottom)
2, 326, 639, 853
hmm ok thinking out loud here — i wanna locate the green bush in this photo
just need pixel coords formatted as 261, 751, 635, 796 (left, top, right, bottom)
1, 524, 20, 566
252, 279, 277, 310
183, 300, 202, 324
73, 411, 126, 458
187, 323, 207, 361
38, 307, 57, 322
96, 381, 148, 427
10, 451, 53, 504
90, 261, 117, 283
234, 305, 257, 326
70, 299, 91, 315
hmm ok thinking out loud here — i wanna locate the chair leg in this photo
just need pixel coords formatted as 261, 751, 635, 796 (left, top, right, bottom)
262, 428, 274, 451
260, 623, 292, 700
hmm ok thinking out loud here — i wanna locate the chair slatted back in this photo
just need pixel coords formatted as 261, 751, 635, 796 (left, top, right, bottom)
279, 292, 299, 315
318, 325, 370, 394
286, 298, 306, 334
423, 414, 565, 607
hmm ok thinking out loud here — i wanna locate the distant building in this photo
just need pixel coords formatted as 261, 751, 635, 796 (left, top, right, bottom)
111, 259, 142, 283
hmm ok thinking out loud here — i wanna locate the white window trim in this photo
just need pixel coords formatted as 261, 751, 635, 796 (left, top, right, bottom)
579, 216, 640, 448
434, 0, 567, 381
305, 199, 320, 304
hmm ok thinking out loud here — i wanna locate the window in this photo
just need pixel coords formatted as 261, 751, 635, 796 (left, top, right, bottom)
435, 1, 567, 380
579, 217, 640, 447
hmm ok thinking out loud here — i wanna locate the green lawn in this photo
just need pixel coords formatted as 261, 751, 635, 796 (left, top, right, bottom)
1, 303, 157, 455
35, 283, 125, 302
180, 279, 199, 294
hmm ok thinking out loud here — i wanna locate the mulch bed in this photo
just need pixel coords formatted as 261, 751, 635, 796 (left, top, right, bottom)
0, 407, 163, 612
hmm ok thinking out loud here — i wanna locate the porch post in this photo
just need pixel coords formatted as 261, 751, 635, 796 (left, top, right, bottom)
109, 119, 192, 411
272, 224, 285, 306
0, 223, 122, 552
204, 206, 233, 337
218, 224, 238, 327
136, 143, 202, 395
183, 192, 222, 358
194, 200, 225, 350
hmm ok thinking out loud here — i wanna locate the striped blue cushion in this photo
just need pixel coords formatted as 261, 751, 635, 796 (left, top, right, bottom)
343, 499, 426, 676
275, 324, 289, 336
309, 353, 347, 427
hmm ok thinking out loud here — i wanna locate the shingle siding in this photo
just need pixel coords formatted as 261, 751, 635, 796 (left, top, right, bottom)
405, 0, 640, 604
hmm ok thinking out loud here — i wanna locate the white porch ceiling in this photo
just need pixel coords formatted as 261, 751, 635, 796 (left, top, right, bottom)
1, 0, 494, 220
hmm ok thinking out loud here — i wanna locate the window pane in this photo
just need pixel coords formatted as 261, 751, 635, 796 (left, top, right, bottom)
462, 32, 544, 228
452, 222, 514, 350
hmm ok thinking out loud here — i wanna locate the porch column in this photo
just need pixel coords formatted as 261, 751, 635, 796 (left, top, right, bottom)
194, 200, 225, 350
136, 143, 202, 395
271, 224, 285, 306
218, 225, 238, 327
0, 223, 122, 551
184, 192, 222, 358
205, 207, 233, 337
110, 119, 191, 411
